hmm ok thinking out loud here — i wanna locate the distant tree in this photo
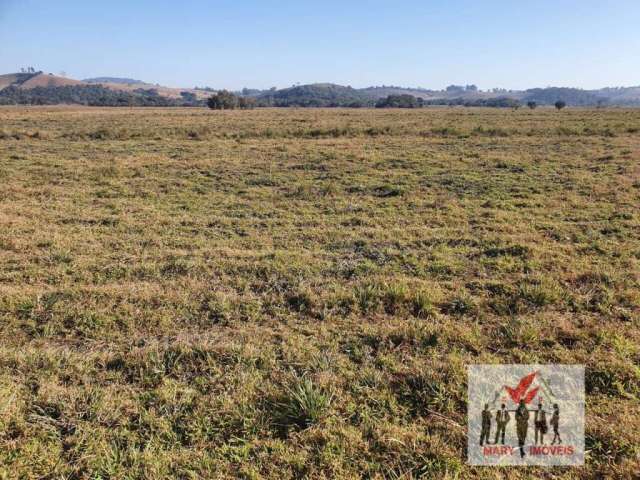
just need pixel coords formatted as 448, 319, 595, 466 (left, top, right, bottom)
238, 96, 256, 109
207, 90, 239, 110
180, 91, 197, 103
446, 85, 465, 93
241, 88, 264, 97
554, 100, 566, 110
346, 100, 365, 108
527, 101, 537, 110
465, 84, 478, 92
376, 94, 421, 108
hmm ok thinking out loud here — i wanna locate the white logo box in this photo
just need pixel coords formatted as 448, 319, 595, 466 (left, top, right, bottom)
468, 365, 584, 466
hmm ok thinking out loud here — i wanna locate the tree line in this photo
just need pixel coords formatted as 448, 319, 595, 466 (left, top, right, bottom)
0, 85, 576, 109
0, 85, 204, 107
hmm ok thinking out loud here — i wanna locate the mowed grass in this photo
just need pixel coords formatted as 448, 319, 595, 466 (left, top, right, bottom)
0, 106, 639, 479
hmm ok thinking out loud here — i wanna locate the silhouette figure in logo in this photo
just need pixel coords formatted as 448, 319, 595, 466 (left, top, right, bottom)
551, 403, 562, 445
515, 400, 530, 457
534, 402, 548, 445
494, 403, 510, 445
480, 404, 492, 446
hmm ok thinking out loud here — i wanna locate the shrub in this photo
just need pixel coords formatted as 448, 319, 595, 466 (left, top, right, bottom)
443, 295, 476, 317
412, 290, 437, 319
281, 376, 332, 428
354, 283, 380, 313
207, 90, 240, 110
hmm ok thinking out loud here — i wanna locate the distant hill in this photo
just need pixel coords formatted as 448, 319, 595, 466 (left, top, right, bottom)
84, 77, 146, 85
0, 72, 205, 106
0, 84, 204, 107
359, 86, 438, 100
258, 83, 373, 107
522, 88, 604, 106
255, 83, 508, 107
97, 81, 209, 100
18, 73, 85, 89
255, 83, 640, 107
2, 71, 640, 106
0, 72, 38, 90
0, 72, 209, 103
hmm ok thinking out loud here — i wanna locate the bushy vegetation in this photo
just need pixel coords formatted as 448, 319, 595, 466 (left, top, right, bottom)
0, 107, 638, 478
207, 90, 256, 110
256, 83, 374, 107
375, 94, 424, 108
424, 96, 522, 108
0, 84, 204, 106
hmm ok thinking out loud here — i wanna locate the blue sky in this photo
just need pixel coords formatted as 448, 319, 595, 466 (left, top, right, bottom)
1, 0, 638, 90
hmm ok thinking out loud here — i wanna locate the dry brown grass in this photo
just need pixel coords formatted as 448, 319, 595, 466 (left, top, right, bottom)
0, 106, 638, 478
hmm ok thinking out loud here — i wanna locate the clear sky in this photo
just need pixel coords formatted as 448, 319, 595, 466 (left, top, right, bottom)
1, 0, 638, 90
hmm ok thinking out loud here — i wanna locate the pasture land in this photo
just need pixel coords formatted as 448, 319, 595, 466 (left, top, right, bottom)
0, 106, 639, 478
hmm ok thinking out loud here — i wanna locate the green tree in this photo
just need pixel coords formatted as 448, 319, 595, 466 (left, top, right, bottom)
527, 101, 537, 110
554, 100, 566, 110
207, 90, 239, 110
375, 94, 420, 108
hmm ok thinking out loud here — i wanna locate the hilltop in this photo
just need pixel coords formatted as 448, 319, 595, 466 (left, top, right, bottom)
83, 77, 146, 85
19, 72, 84, 88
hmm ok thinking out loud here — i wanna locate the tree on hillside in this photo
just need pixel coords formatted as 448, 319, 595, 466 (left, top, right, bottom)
555, 100, 566, 110
527, 101, 537, 110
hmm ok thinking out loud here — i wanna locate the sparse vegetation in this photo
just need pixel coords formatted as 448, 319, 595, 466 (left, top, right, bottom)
0, 106, 638, 478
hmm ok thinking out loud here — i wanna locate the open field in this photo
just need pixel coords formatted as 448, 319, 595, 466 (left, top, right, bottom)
0, 106, 639, 478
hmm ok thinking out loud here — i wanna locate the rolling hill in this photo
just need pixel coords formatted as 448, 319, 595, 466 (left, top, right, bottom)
1, 71, 640, 106
18, 73, 84, 89
0, 73, 36, 90
0, 72, 210, 105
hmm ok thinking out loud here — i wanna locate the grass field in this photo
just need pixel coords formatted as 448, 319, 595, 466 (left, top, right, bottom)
0, 106, 639, 479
